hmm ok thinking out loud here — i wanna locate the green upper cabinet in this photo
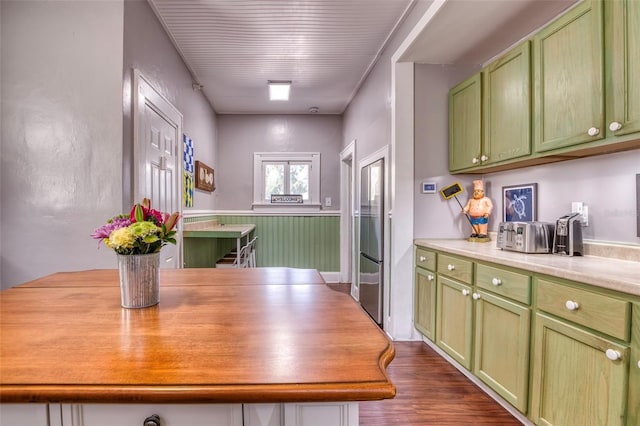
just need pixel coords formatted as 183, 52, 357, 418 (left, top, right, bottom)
606, 0, 640, 138
482, 41, 531, 165
449, 73, 482, 171
533, 0, 605, 153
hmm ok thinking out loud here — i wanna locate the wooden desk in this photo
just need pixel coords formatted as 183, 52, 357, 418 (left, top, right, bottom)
184, 222, 255, 266
1, 269, 394, 405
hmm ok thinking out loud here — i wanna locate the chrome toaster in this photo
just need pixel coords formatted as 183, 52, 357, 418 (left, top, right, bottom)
496, 221, 555, 253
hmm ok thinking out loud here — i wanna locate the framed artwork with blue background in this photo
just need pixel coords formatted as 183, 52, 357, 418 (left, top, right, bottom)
502, 183, 537, 222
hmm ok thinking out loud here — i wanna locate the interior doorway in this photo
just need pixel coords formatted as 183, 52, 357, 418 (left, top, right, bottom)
340, 140, 356, 298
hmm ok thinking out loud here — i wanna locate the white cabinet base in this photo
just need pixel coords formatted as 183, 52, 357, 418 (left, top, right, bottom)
1, 402, 359, 426
0, 403, 49, 426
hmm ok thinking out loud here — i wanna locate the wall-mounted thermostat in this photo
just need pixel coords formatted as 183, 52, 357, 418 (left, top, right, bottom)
422, 182, 437, 194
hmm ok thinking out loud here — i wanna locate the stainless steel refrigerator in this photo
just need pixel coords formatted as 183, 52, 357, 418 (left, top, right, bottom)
359, 159, 384, 326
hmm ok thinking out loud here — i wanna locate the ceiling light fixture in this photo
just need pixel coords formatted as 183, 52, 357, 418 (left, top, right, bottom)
268, 80, 291, 101
309, 106, 319, 113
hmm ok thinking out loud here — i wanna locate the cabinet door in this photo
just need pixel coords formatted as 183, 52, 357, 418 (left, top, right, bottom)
414, 267, 436, 341
483, 41, 531, 165
473, 290, 530, 413
628, 303, 640, 426
533, 0, 604, 152
436, 276, 473, 369
449, 73, 482, 171
530, 313, 629, 426
606, 0, 640, 137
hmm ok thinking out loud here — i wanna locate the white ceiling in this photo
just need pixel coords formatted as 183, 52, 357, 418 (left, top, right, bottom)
148, 0, 578, 115
148, 0, 416, 115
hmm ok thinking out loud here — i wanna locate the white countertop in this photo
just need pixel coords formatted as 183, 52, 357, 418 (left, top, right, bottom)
414, 238, 640, 298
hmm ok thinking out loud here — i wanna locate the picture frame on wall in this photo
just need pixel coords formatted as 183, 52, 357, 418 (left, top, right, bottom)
502, 183, 537, 222
195, 160, 215, 192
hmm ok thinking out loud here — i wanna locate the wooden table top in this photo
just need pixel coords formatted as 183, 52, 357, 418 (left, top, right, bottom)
183, 222, 255, 238
18, 268, 327, 288
0, 268, 395, 404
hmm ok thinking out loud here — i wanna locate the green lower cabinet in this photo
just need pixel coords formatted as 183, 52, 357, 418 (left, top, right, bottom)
414, 267, 437, 341
436, 276, 473, 370
628, 304, 640, 426
473, 290, 530, 413
530, 313, 629, 425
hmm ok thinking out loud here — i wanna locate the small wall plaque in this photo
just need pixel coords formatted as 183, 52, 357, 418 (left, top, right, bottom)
195, 161, 215, 192
271, 194, 303, 204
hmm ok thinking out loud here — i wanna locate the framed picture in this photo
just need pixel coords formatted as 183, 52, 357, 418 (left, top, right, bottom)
502, 183, 537, 222
195, 161, 215, 192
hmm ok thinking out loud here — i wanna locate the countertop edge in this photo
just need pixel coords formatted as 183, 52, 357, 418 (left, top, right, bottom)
415, 239, 640, 298
0, 382, 396, 404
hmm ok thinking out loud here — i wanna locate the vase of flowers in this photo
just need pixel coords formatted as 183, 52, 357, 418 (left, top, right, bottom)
92, 198, 180, 308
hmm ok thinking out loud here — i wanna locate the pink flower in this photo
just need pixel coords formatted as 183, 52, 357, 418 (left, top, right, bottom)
91, 216, 131, 240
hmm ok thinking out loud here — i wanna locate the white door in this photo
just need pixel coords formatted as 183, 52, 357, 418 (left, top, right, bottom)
133, 70, 183, 268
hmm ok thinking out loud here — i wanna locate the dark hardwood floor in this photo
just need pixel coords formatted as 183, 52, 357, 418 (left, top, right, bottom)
327, 283, 521, 425
359, 341, 521, 425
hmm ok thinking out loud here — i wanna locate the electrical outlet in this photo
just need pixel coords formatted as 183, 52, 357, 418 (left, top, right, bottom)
571, 201, 589, 226
325, 197, 332, 207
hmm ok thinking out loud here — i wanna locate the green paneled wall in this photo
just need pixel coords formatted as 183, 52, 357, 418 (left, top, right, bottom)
183, 215, 340, 271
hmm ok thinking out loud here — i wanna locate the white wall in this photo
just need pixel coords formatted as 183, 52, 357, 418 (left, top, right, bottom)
1, 0, 124, 288
215, 114, 342, 211
342, 1, 432, 159
0, 0, 219, 288
123, 0, 217, 212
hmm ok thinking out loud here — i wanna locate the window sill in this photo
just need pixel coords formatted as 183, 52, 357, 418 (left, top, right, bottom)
252, 203, 322, 214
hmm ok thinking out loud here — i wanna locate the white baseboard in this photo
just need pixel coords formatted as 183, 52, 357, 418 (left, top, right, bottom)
320, 272, 340, 283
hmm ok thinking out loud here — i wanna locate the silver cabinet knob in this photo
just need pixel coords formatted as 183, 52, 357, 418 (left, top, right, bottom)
472, 157, 479, 164
491, 278, 502, 286
461, 289, 470, 296
472, 292, 481, 300
587, 127, 600, 136
609, 121, 622, 132
480, 155, 489, 162
419, 255, 426, 262
427, 274, 434, 281
447, 264, 455, 271
144, 415, 161, 426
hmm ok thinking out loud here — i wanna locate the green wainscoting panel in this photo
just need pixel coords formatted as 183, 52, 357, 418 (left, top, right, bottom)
183, 215, 340, 271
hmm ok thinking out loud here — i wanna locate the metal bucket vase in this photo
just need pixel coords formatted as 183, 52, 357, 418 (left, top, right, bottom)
117, 252, 160, 308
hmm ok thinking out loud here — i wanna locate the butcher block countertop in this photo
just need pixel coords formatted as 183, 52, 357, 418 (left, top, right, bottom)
415, 239, 640, 297
0, 268, 395, 404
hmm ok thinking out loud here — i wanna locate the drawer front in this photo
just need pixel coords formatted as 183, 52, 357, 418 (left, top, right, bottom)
415, 247, 436, 271
476, 263, 531, 305
437, 254, 473, 285
535, 277, 631, 341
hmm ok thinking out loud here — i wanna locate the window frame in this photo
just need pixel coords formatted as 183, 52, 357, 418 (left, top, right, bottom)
253, 152, 321, 211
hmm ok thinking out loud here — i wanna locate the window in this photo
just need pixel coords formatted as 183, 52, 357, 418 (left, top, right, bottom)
253, 152, 320, 209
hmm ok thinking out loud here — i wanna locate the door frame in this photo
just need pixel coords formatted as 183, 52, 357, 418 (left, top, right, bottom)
340, 140, 356, 296
132, 69, 183, 267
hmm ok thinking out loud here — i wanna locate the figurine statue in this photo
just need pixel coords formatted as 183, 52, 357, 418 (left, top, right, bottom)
462, 180, 493, 239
